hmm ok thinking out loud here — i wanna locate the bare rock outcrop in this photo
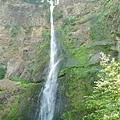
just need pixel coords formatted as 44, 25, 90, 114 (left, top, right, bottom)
0, 0, 107, 82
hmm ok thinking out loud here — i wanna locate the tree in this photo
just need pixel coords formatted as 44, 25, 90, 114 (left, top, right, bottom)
82, 52, 120, 120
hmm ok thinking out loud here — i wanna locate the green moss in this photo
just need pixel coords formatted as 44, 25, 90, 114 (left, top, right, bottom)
11, 25, 20, 37
4, 24, 11, 30
0, 89, 3, 95
62, 18, 77, 27
68, 45, 91, 65
0, 67, 6, 79
0, 104, 4, 111
57, 14, 118, 118
3, 81, 41, 120
90, 0, 119, 41
15, 84, 40, 120
41, 29, 50, 41
1, 78, 33, 120
30, 30, 49, 78
10, 78, 30, 84
53, 7, 63, 21
6, 101, 20, 120
59, 65, 99, 120
24, 27, 32, 34
60, 43, 117, 119
45, 6, 63, 22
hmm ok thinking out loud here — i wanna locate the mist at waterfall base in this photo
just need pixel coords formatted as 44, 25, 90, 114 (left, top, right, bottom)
32, 1, 64, 120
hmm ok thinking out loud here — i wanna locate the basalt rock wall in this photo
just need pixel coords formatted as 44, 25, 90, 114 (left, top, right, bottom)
0, 0, 104, 82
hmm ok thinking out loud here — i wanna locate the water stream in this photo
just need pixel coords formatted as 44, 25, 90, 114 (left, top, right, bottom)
36, 0, 60, 120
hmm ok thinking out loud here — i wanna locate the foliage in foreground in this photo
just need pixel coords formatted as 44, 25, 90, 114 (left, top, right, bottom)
82, 52, 120, 120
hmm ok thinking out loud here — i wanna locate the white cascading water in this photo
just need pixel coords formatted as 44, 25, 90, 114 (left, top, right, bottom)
37, 0, 60, 120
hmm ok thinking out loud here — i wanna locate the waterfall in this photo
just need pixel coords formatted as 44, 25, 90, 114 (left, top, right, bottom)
36, 0, 60, 120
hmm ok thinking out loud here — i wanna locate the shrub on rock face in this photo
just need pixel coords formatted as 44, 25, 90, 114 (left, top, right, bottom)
0, 67, 6, 79
82, 52, 120, 120
90, 0, 119, 41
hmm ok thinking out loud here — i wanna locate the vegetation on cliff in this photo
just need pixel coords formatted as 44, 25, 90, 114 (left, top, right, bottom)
0, 67, 6, 79
83, 53, 120, 120
0, 78, 41, 120
0, 0, 119, 119
90, 0, 119, 41
58, 0, 120, 119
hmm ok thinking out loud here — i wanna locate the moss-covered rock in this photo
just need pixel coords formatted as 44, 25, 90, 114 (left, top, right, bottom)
0, 0, 119, 120
55, 0, 119, 119
90, 0, 119, 41
0, 79, 41, 120
0, 66, 6, 79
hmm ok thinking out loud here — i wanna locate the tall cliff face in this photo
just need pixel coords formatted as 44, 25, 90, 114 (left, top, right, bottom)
0, 0, 119, 120
0, 0, 104, 82
0, 0, 48, 82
